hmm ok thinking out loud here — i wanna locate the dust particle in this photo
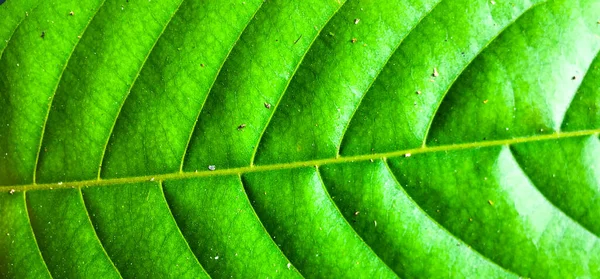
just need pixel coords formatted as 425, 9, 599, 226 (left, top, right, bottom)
351, 38, 357, 44
404, 153, 411, 157
416, 90, 421, 95
208, 165, 216, 171
200, 63, 205, 67
572, 76, 577, 80
432, 67, 439, 77
354, 18, 360, 24
483, 99, 488, 104
237, 124, 246, 130
488, 200, 494, 206
287, 263, 291, 269
40, 31, 45, 39
69, 11, 74, 16
9, 189, 15, 195
354, 211, 360, 216
264, 102, 272, 109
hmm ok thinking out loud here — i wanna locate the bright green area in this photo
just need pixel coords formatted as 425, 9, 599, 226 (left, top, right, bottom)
0, 192, 50, 278
35, 0, 185, 183
101, 0, 264, 178
0, 0, 105, 185
563, 53, 600, 131
427, 0, 600, 145
243, 168, 397, 278
26, 188, 120, 278
183, 0, 346, 170
319, 160, 515, 278
341, 0, 548, 155
387, 147, 600, 278
164, 176, 302, 278
1, 0, 600, 278
254, 0, 440, 164
511, 136, 600, 236
81, 182, 209, 278
0, 0, 39, 56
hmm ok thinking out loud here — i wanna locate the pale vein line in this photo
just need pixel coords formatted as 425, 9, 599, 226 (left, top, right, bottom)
314, 166, 397, 276
560, 49, 600, 131
236, 174, 306, 278
97, 0, 186, 180
508, 146, 600, 239
22, 191, 54, 278
77, 188, 123, 278
335, 0, 443, 157
419, 0, 548, 147
32, 0, 108, 183
381, 160, 520, 277
248, 0, 348, 166
179, 0, 266, 172
4, 129, 597, 197
0, 0, 43, 60
157, 181, 210, 278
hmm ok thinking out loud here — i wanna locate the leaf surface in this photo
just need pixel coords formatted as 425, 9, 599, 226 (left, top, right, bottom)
1, 0, 600, 278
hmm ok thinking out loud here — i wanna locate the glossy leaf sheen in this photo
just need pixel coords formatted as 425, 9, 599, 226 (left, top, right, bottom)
1, 0, 600, 278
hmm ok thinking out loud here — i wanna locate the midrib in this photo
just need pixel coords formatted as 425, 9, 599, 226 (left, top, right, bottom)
4, 128, 598, 192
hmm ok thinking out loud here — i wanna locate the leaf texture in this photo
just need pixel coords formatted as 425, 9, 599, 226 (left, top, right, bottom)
1, 0, 600, 278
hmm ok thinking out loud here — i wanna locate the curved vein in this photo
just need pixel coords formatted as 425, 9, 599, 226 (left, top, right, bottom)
0, 0, 43, 60
420, 0, 547, 147
96, 0, 186, 179
22, 191, 53, 278
314, 167, 397, 276
507, 146, 600, 239
381, 160, 520, 277
179, 0, 267, 171
335, 0, 443, 156
77, 187, 123, 278
32, 0, 108, 183
236, 174, 306, 278
158, 181, 210, 277
245, 0, 348, 166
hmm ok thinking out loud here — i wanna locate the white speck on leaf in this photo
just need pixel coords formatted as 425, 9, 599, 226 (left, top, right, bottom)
208, 165, 216, 171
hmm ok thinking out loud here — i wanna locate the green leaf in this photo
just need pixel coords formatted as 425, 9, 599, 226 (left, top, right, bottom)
1, 0, 599, 277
